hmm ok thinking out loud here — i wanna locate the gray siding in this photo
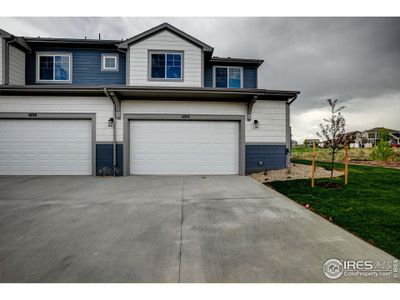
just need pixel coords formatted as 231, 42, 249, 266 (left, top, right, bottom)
245, 144, 287, 174
9, 45, 25, 85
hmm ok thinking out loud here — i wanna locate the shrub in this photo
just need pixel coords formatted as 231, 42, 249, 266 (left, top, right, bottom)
370, 141, 395, 162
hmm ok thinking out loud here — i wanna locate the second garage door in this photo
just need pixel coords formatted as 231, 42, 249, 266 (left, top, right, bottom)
0, 119, 92, 175
130, 120, 239, 175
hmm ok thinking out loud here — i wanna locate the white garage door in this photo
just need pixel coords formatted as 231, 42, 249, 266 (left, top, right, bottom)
130, 120, 239, 175
0, 119, 92, 175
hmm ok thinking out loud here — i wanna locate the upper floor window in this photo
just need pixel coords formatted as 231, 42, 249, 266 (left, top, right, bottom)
37, 53, 72, 83
150, 51, 183, 80
214, 67, 242, 88
102, 54, 119, 71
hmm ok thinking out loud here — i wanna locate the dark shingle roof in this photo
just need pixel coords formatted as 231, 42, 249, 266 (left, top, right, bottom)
365, 127, 399, 133
209, 57, 264, 66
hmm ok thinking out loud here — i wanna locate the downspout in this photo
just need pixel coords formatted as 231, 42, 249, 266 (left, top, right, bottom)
286, 94, 298, 166
4, 36, 17, 85
104, 88, 120, 176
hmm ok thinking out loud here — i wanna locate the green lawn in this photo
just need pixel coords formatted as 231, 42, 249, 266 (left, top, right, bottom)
268, 159, 400, 258
291, 146, 400, 162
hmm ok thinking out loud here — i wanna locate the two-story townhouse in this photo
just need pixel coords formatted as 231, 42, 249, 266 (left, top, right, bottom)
0, 23, 300, 176
361, 127, 400, 147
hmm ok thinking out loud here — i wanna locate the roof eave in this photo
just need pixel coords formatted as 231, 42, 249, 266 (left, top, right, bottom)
117, 23, 214, 52
209, 57, 264, 67
0, 85, 299, 102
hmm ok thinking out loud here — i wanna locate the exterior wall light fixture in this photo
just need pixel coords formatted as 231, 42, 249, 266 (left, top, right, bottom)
108, 118, 114, 127
253, 119, 260, 129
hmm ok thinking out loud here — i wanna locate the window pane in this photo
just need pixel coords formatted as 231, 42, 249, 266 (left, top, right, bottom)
215, 67, 227, 88
105, 57, 116, 69
55, 56, 70, 80
228, 68, 241, 88
166, 53, 181, 78
39, 56, 54, 80
151, 54, 165, 78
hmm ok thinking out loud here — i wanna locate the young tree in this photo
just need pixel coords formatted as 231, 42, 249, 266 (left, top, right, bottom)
378, 128, 390, 142
317, 99, 346, 179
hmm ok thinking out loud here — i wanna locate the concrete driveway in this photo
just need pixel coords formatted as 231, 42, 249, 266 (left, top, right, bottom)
0, 175, 397, 283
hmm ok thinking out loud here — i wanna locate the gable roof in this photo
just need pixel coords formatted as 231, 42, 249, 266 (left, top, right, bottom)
118, 22, 214, 52
365, 127, 399, 133
0, 28, 12, 39
0, 28, 31, 52
344, 131, 361, 135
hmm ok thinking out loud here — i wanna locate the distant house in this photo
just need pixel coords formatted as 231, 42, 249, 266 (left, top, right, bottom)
361, 127, 400, 147
345, 131, 363, 148
319, 131, 362, 148
318, 128, 399, 149
303, 139, 320, 147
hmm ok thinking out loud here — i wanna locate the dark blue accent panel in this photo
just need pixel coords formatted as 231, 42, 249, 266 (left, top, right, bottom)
245, 144, 286, 174
203, 65, 257, 88
204, 65, 213, 87
243, 66, 257, 88
96, 144, 124, 176
26, 47, 126, 85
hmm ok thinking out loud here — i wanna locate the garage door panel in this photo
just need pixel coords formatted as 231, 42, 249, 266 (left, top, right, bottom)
0, 119, 92, 175
130, 120, 239, 175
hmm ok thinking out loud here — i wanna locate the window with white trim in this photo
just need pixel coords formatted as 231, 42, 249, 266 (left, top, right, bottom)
37, 53, 72, 82
102, 54, 118, 71
150, 52, 183, 80
214, 66, 242, 88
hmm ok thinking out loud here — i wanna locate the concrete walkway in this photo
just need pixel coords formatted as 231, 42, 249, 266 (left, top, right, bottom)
0, 175, 397, 282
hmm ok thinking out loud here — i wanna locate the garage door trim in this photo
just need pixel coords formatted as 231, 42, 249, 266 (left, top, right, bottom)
0, 112, 96, 176
123, 114, 245, 176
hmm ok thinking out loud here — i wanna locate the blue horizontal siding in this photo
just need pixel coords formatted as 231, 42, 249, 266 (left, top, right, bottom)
204, 65, 213, 87
245, 144, 286, 174
26, 47, 126, 85
96, 144, 123, 176
203, 65, 257, 88
243, 66, 257, 88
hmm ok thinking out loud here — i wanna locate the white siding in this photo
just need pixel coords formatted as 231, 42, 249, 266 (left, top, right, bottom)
9, 45, 25, 85
245, 101, 287, 143
119, 100, 287, 143
0, 96, 114, 141
0, 38, 3, 84
0, 97, 287, 144
128, 30, 202, 87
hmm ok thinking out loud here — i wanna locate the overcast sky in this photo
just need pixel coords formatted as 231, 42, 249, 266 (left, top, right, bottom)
0, 17, 399, 142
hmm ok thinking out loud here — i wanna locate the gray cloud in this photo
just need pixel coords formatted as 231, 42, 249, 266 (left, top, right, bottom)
0, 17, 399, 141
